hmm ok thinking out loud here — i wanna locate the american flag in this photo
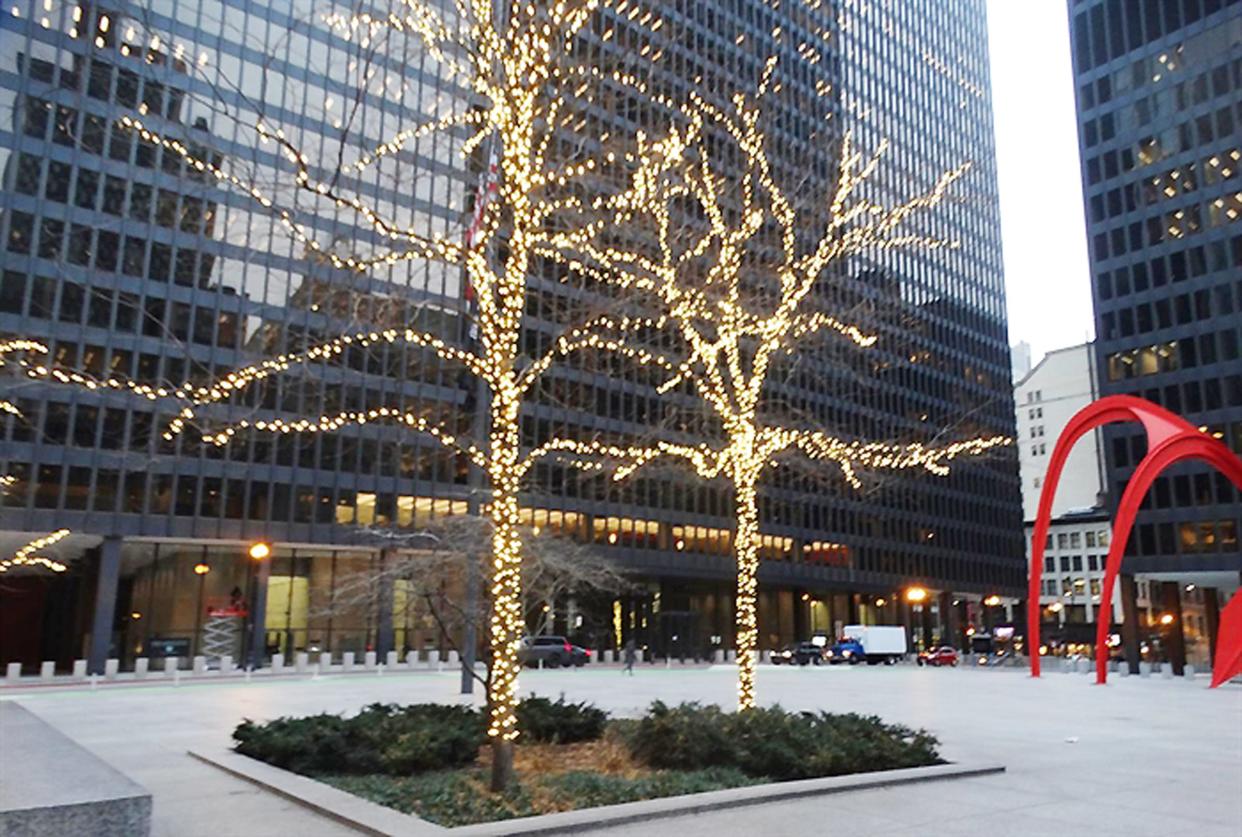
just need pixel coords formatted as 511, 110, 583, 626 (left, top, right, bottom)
462, 147, 499, 342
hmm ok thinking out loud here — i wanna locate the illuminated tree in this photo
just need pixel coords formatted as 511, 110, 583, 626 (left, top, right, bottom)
536, 58, 1011, 710
34, 0, 667, 789
0, 528, 71, 574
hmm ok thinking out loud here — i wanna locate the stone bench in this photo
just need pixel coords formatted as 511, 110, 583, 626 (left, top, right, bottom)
0, 702, 151, 836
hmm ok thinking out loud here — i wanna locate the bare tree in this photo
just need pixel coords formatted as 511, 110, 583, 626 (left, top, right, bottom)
334, 515, 629, 688
537, 58, 1012, 709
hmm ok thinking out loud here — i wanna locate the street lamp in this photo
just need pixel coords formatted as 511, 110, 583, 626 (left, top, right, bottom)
1158, 612, 1175, 626
244, 541, 272, 671
983, 594, 1001, 607
193, 559, 210, 656
905, 586, 928, 604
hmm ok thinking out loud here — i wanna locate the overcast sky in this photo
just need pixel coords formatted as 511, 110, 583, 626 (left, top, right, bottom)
986, 0, 1095, 366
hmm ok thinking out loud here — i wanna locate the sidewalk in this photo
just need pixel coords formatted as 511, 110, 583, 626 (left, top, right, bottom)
2, 665, 1238, 836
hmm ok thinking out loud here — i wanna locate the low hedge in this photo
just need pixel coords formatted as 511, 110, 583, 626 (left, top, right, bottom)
623, 701, 941, 780
234, 703, 484, 775
514, 694, 608, 744
234, 695, 608, 774
235, 698, 940, 785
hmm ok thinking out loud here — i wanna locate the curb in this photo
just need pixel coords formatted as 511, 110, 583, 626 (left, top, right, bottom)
190, 749, 1004, 837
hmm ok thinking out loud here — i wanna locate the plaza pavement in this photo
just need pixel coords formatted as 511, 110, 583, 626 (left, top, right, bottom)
1, 664, 1238, 836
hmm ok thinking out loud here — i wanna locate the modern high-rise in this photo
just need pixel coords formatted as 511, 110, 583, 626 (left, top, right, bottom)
0, 0, 1021, 674
1067, 0, 1241, 669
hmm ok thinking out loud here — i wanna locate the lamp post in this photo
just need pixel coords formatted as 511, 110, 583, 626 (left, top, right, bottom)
905, 587, 928, 652
246, 542, 271, 670
983, 594, 1001, 633
192, 559, 210, 656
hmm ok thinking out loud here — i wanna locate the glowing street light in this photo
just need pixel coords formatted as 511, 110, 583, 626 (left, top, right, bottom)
1158, 612, 1175, 626
983, 594, 1002, 607
905, 586, 928, 604
248, 542, 271, 561
193, 561, 211, 575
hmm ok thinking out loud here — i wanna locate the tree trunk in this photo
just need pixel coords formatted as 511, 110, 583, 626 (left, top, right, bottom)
486, 402, 523, 789
490, 739, 516, 792
734, 475, 761, 710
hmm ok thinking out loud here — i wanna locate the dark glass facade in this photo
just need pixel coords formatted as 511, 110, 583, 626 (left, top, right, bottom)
1068, 0, 1242, 579
0, 0, 1020, 671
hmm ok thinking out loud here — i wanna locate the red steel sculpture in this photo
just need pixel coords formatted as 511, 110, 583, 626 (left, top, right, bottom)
1026, 395, 1242, 688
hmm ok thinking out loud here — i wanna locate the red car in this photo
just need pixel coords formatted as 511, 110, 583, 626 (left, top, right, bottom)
917, 646, 959, 667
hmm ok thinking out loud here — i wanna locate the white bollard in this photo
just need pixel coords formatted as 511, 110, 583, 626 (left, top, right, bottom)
386, 651, 399, 668
1161, 665, 1174, 679
270, 653, 284, 673
364, 651, 377, 670
1118, 662, 1130, 677
713, 649, 724, 664
295, 652, 309, 673
40, 661, 55, 681
134, 658, 149, 679
1075, 658, 1091, 674
104, 659, 119, 679
193, 656, 207, 675
406, 650, 419, 669
72, 659, 87, 680
1139, 661, 1152, 678
1184, 664, 1195, 679
343, 652, 356, 671
6, 662, 21, 681
447, 650, 460, 666
603, 650, 614, 664
636, 649, 645, 664
318, 651, 333, 670
220, 655, 234, 674
164, 657, 179, 676
429, 650, 440, 670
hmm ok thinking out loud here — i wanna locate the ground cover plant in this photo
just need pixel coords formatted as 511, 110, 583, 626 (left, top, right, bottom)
233, 698, 941, 826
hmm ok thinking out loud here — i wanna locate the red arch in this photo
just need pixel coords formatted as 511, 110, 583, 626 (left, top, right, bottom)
1027, 395, 1242, 687
1092, 432, 1242, 685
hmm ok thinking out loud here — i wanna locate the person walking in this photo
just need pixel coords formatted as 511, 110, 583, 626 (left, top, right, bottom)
623, 638, 636, 675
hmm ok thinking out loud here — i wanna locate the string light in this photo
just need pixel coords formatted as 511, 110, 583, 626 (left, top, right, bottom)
533, 54, 1002, 710
0, 0, 1011, 740
1, 529, 70, 574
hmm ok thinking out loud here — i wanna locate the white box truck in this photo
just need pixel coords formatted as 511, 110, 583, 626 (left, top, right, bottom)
829, 625, 907, 665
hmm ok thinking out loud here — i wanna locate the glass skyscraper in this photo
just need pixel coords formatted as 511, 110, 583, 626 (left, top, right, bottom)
0, 0, 1020, 673
1067, 0, 1241, 666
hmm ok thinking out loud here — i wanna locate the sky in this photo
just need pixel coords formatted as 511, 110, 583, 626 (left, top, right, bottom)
985, 0, 1095, 366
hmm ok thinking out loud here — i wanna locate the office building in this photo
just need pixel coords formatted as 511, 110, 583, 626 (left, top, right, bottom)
1067, 0, 1240, 671
0, 0, 1021, 673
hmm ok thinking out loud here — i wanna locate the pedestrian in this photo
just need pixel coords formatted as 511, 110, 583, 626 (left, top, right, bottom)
623, 639, 636, 675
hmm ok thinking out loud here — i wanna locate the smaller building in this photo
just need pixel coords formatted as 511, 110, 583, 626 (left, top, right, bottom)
1014, 342, 1220, 669
1016, 344, 1111, 656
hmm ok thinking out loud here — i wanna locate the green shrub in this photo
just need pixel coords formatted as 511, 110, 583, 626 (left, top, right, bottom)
622, 702, 736, 771
322, 771, 537, 827
544, 767, 758, 807
625, 701, 941, 780
234, 703, 485, 775
321, 767, 756, 827
515, 694, 608, 744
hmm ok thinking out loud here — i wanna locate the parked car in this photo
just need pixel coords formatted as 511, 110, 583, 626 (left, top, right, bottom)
517, 636, 586, 667
772, 641, 825, 665
917, 646, 959, 667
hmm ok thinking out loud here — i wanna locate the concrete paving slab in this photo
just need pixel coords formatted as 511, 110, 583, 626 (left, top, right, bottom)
2, 664, 1237, 837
